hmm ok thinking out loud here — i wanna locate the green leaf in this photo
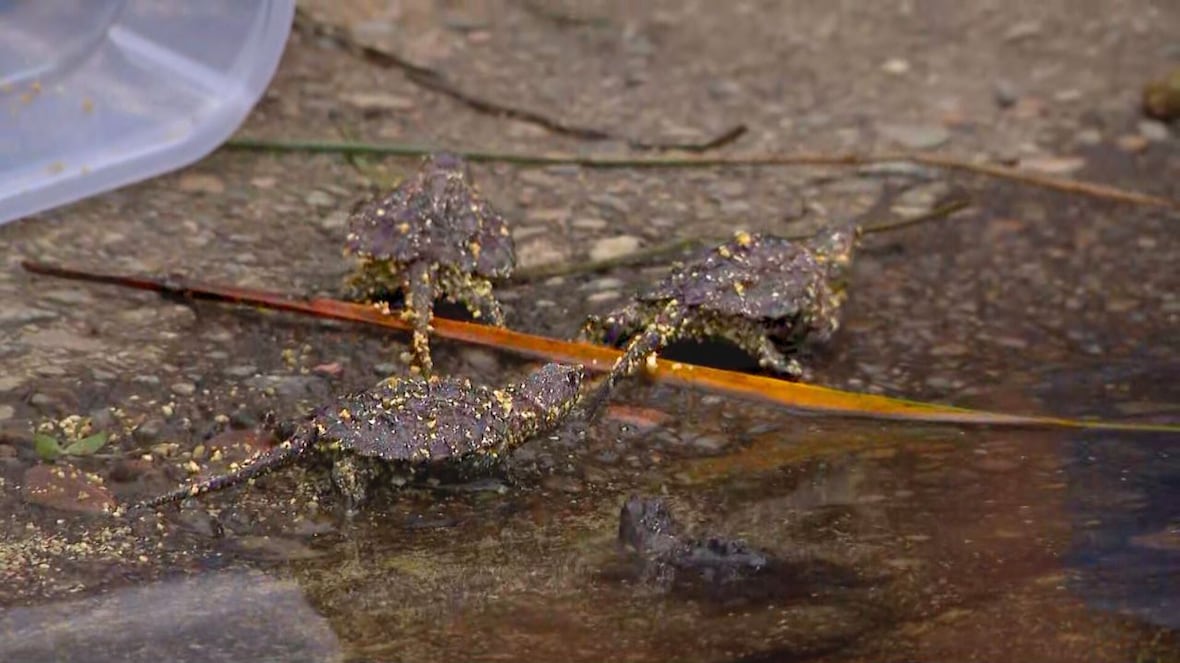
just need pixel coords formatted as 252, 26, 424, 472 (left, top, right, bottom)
64, 431, 109, 456
34, 433, 63, 461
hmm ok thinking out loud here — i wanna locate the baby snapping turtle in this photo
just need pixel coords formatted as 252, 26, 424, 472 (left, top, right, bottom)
345, 152, 516, 376
579, 227, 859, 413
135, 363, 584, 512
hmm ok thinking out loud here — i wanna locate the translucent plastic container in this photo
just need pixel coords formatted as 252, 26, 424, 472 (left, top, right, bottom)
0, 0, 295, 225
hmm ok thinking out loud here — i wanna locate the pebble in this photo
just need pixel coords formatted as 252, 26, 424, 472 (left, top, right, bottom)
571, 217, 608, 231
584, 277, 625, 291
339, 92, 415, 112
0, 405, 13, 421
515, 238, 566, 268
993, 79, 1019, 108
878, 123, 950, 150
134, 418, 166, 443
1019, 156, 1086, 175
177, 173, 226, 194
133, 374, 161, 386
319, 210, 348, 231
42, 289, 93, 305
171, 381, 197, 396
0, 306, 58, 326
881, 58, 910, 75
461, 348, 500, 374
305, 190, 335, 207
589, 193, 632, 217
589, 235, 642, 261
1138, 120, 1170, 142
29, 393, 53, 407
0, 376, 23, 392
224, 364, 257, 378
586, 291, 620, 304
687, 434, 728, 452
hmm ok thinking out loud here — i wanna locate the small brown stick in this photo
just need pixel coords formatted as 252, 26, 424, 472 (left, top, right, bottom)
223, 138, 1180, 211
509, 196, 972, 283
20, 260, 1180, 434
294, 9, 746, 153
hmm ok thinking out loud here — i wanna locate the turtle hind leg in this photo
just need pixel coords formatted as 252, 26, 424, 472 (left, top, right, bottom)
330, 455, 379, 516
720, 324, 803, 379
403, 262, 437, 377
132, 432, 314, 511
581, 302, 684, 420
578, 302, 644, 345
449, 275, 506, 326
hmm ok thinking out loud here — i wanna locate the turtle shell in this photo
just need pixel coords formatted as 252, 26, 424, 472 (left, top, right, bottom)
345, 153, 515, 278
638, 233, 829, 320
314, 376, 511, 463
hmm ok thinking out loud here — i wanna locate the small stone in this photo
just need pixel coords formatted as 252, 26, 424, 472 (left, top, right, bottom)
132, 374, 160, 386
134, 418, 166, 443
372, 362, 398, 376
171, 381, 197, 396
340, 92, 415, 112
585, 277, 625, 291
1019, 156, 1086, 175
708, 79, 742, 99
994, 80, 1019, 108
589, 235, 642, 261
1074, 128, 1102, 146
881, 58, 910, 75
461, 348, 499, 373
1003, 20, 1042, 42
571, 217, 608, 231
0, 405, 13, 421
29, 393, 53, 407
589, 193, 632, 217
0, 306, 57, 326
305, 190, 335, 207
42, 289, 93, 305
687, 434, 728, 452
1138, 119, 1170, 142
1117, 134, 1149, 153
320, 210, 348, 231
878, 123, 950, 150
22, 465, 116, 513
0, 376, 23, 392
177, 173, 226, 194
586, 291, 620, 304
224, 365, 257, 378
516, 238, 566, 269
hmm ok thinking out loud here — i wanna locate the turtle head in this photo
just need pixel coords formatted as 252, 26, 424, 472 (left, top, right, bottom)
513, 363, 586, 427
424, 152, 470, 178
809, 224, 861, 292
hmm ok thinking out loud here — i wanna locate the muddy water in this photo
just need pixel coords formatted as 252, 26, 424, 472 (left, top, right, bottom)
3, 176, 1178, 661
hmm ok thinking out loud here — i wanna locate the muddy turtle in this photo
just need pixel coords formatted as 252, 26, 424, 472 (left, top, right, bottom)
134, 363, 585, 512
344, 152, 516, 376
618, 495, 769, 586
578, 226, 859, 414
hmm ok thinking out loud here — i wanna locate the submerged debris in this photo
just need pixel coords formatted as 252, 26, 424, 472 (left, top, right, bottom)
135, 363, 585, 513
579, 227, 860, 414
344, 153, 516, 376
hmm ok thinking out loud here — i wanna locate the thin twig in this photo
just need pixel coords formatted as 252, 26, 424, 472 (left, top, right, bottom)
294, 9, 746, 152
222, 138, 1180, 210
20, 260, 1180, 434
509, 196, 972, 282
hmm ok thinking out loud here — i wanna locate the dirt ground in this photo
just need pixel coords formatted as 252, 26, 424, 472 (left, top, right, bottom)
1, 2, 1178, 662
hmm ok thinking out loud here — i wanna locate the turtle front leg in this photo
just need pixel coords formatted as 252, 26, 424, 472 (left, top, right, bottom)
578, 302, 645, 346
581, 301, 685, 419
403, 261, 437, 377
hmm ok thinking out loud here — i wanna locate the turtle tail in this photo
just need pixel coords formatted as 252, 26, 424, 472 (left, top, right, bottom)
405, 261, 436, 377
581, 301, 684, 420
131, 430, 315, 510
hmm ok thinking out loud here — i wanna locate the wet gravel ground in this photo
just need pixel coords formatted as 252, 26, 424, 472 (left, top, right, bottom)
1, 1, 1178, 662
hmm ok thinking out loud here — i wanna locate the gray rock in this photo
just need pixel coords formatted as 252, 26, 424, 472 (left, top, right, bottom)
589, 235, 642, 261
571, 217, 608, 231
305, 190, 335, 207
0, 404, 14, 421
0, 306, 58, 327
589, 194, 632, 217
170, 381, 197, 397
878, 123, 950, 150
1139, 119, 1171, 142
993, 79, 1019, 108
224, 365, 257, 378
134, 418, 166, 443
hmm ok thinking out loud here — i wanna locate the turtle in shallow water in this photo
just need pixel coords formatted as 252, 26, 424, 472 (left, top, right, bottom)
344, 152, 516, 376
134, 363, 585, 513
578, 226, 859, 414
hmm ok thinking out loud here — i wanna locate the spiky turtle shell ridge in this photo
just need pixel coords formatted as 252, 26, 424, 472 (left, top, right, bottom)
344, 163, 515, 279
637, 234, 830, 320
314, 376, 514, 464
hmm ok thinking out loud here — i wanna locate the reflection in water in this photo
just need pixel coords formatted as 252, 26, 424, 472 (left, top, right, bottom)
0, 569, 342, 663
1065, 432, 1180, 629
